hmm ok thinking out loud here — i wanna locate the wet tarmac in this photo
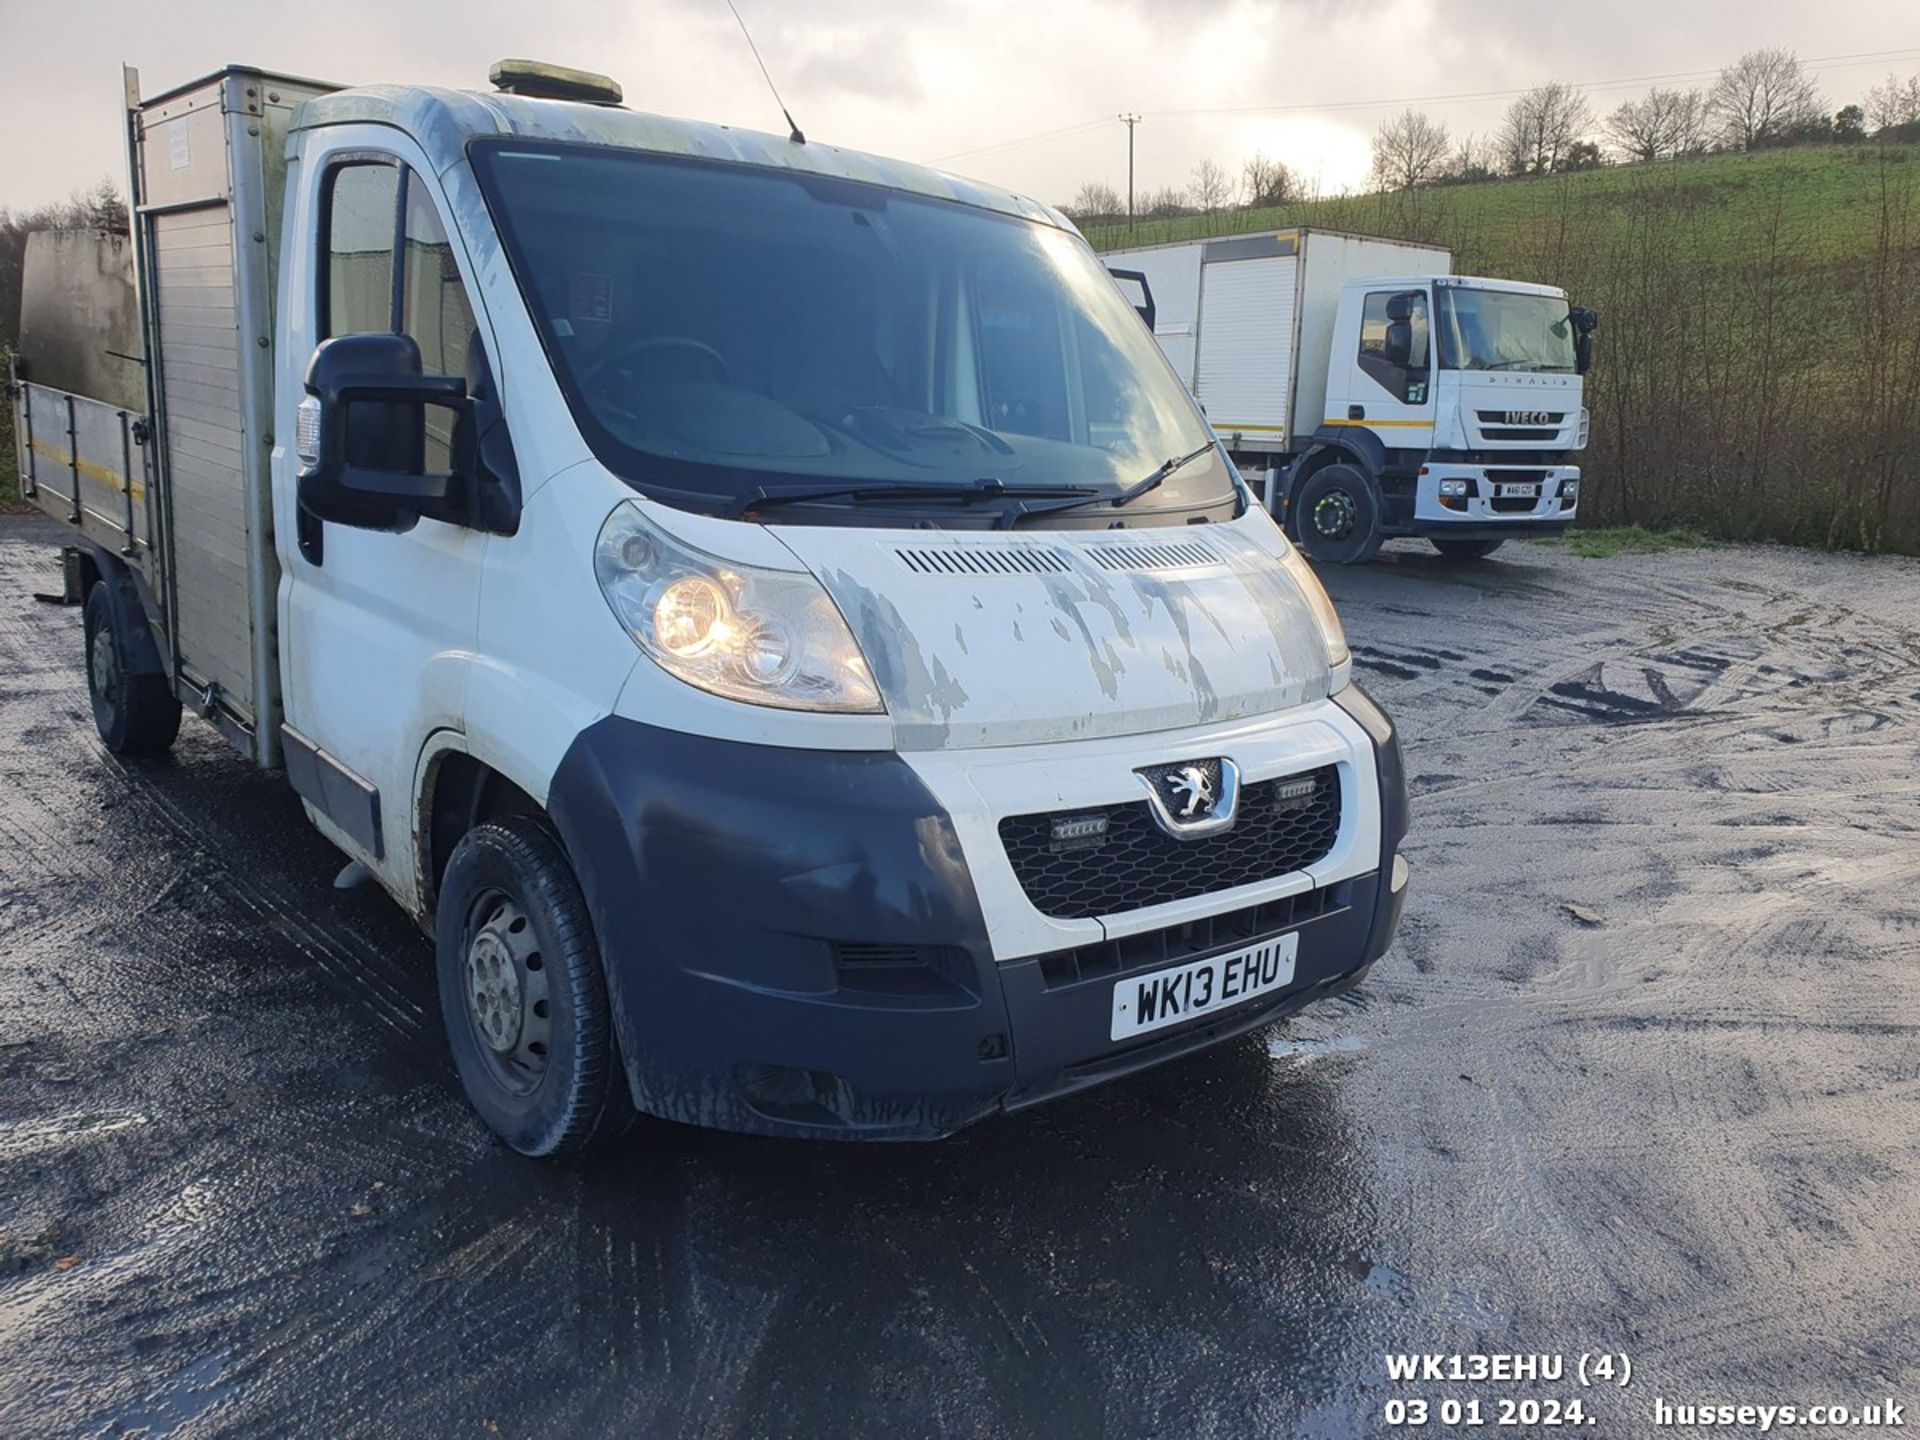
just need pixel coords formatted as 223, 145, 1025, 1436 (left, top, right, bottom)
1, 513, 1916, 1438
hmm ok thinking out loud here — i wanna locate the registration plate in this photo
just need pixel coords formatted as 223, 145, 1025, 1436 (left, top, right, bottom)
1110, 934, 1300, 1042
1495, 482, 1540, 499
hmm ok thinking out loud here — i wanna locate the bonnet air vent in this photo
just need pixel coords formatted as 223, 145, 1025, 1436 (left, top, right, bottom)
1084, 539, 1219, 572
896, 547, 1071, 576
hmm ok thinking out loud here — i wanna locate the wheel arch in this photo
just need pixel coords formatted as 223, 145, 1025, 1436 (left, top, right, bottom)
76, 542, 168, 678
414, 734, 551, 927
1281, 431, 1386, 530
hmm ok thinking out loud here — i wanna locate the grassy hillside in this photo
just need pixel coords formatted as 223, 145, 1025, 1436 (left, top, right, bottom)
1085, 146, 1920, 555
1084, 145, 1915, 271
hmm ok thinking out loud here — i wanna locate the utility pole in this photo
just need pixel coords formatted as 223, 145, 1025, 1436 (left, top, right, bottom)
1119, 113, 1140, 232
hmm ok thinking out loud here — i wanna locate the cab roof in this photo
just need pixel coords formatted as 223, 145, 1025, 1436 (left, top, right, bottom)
291, 85, 1071, 231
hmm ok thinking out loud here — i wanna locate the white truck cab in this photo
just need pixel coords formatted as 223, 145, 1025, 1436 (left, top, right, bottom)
1104, 230, 1596, 564
14, 62, 1408, 1153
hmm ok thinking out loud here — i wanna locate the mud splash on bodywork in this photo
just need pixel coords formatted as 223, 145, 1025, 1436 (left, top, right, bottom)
797, 520, 1329, 750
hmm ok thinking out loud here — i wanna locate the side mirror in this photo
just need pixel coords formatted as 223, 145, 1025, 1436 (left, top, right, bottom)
1107, 267, 1157, 330
1570, 306, 1598, 376
1383, 321, 1413, 368
297, 333, 469, 533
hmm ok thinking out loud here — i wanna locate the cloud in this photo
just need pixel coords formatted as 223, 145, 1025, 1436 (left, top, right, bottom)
1, 0, 1912, 212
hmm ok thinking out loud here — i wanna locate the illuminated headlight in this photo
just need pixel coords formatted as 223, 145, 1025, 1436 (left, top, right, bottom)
1576, 407, 1590, 449
1277, 541, 1351, 684
594, 502, 882, 713
1438, 478, 1469, 497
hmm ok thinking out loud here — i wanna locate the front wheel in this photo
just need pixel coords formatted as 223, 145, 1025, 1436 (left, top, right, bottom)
435, 817, 635, 1156
1429, 538, 1506, 562
1293, 464, 1384, 566
83, 581, 181, 756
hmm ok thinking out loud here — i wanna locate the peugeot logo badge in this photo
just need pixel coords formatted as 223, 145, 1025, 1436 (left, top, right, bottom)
1137, 757, 1241, 840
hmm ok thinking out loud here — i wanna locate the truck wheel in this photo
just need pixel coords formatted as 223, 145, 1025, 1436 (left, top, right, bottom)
435, 817, 635, 1156
83, 581, 181, 756
1429, 538, 1506, 562
1294, 464, 1385, 566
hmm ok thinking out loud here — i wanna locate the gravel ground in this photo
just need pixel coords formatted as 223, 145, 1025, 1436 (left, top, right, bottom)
0, 513, 1916, 1438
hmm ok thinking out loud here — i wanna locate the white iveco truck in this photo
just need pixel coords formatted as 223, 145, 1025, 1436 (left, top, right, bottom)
1104, 229, 1597, 563
11, 61, 1407, 1154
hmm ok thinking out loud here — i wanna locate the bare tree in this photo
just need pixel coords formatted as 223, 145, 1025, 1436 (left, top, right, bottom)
1241, 151, 1297, 208
1709, 48, 1822, 151
1447, 131, 1495, 182
1865, 74, 1920, 133
1370, 109, 1450, 191
1067, 181, 1123, 223
1669, 89, 1711, 155
1190, 158, 1233, 217
1499, 83, 1593, 175
1141, 186, 1189, 220
1605, 87, 1707, 163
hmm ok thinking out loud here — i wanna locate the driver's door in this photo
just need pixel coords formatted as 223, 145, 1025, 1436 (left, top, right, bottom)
273, 137, 488, 890
1345, 285, 1436, 444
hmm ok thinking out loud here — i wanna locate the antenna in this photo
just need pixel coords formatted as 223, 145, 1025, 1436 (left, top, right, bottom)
725, 0, 805, 144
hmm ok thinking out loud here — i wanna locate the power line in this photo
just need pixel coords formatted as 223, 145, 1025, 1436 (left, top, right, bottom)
921, 44, 1920, 166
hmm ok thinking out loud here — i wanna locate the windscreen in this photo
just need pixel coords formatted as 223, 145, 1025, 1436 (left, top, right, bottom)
471, 141, 1227, 515
1436, 287, 1577, 374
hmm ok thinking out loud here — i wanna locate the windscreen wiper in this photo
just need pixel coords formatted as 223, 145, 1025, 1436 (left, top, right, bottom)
728, 477, 1098, 520
1008, 442, 1219, 523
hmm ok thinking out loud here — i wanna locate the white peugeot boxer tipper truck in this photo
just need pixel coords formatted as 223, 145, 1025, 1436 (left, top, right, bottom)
1104, 230, 1597, 564
11, 62, 1408, 1153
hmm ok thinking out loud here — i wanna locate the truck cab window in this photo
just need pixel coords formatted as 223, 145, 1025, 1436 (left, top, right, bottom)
401, 182, 480, 474
324, 163, 402, 338
1357, 289, 1429, 405
321, 161, 482, 476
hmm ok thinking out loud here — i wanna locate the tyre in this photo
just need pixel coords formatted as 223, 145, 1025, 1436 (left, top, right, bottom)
1429, 538, 1505, 562
1294, 464, 1385, 565
435, 817, 635, 1156
83, 581, 181, 756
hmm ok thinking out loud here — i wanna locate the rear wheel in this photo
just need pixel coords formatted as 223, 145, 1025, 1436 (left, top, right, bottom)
435, 817, 634, 1156
1294, 464, 1384, 566
1429, 538, 1506, 562
83, 581, 181, 756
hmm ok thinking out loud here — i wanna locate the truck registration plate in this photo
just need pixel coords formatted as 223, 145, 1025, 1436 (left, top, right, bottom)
1495, 482, 1541, 499
1110, 934, 1300, 1042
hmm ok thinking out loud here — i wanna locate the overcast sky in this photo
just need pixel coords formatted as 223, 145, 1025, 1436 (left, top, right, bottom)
1, 0, 1916, 213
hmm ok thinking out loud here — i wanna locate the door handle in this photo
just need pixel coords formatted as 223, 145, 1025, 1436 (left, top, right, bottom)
1348, 405, 1365, 420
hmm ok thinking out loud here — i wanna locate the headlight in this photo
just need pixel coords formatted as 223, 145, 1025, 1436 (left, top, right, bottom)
594, 502, 883, 713
1277, 541, 1351, 677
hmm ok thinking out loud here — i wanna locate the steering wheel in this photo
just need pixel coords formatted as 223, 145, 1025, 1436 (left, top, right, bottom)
581, 335, 732, 392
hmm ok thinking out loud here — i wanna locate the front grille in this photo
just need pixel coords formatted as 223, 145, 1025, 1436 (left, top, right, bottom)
1036, 882, 1352, 991
998, 765, 1342, 920
1480, 426, 1559, 441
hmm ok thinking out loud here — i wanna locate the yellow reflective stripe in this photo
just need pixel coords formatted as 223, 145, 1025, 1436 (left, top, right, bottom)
1212, 422, 1288, 432
29, 439, 147, 499
1322, 418, 1434, 428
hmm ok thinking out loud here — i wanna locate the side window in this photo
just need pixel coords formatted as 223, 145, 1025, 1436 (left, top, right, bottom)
401, 183, 480, 474
324, 163, 401, 338
1357, 289, 1430, 405
319, 161, 482, 476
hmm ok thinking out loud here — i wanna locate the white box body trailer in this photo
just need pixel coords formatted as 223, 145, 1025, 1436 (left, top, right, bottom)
11, 62, 1409, 1155
1105, 228, 1451, 456
1104, 228, 1595, 564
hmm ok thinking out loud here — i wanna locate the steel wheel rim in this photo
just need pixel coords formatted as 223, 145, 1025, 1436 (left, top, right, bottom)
462, 890, 552, 1096
1312, 489, 1357, 541
89, 627, 119, 709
